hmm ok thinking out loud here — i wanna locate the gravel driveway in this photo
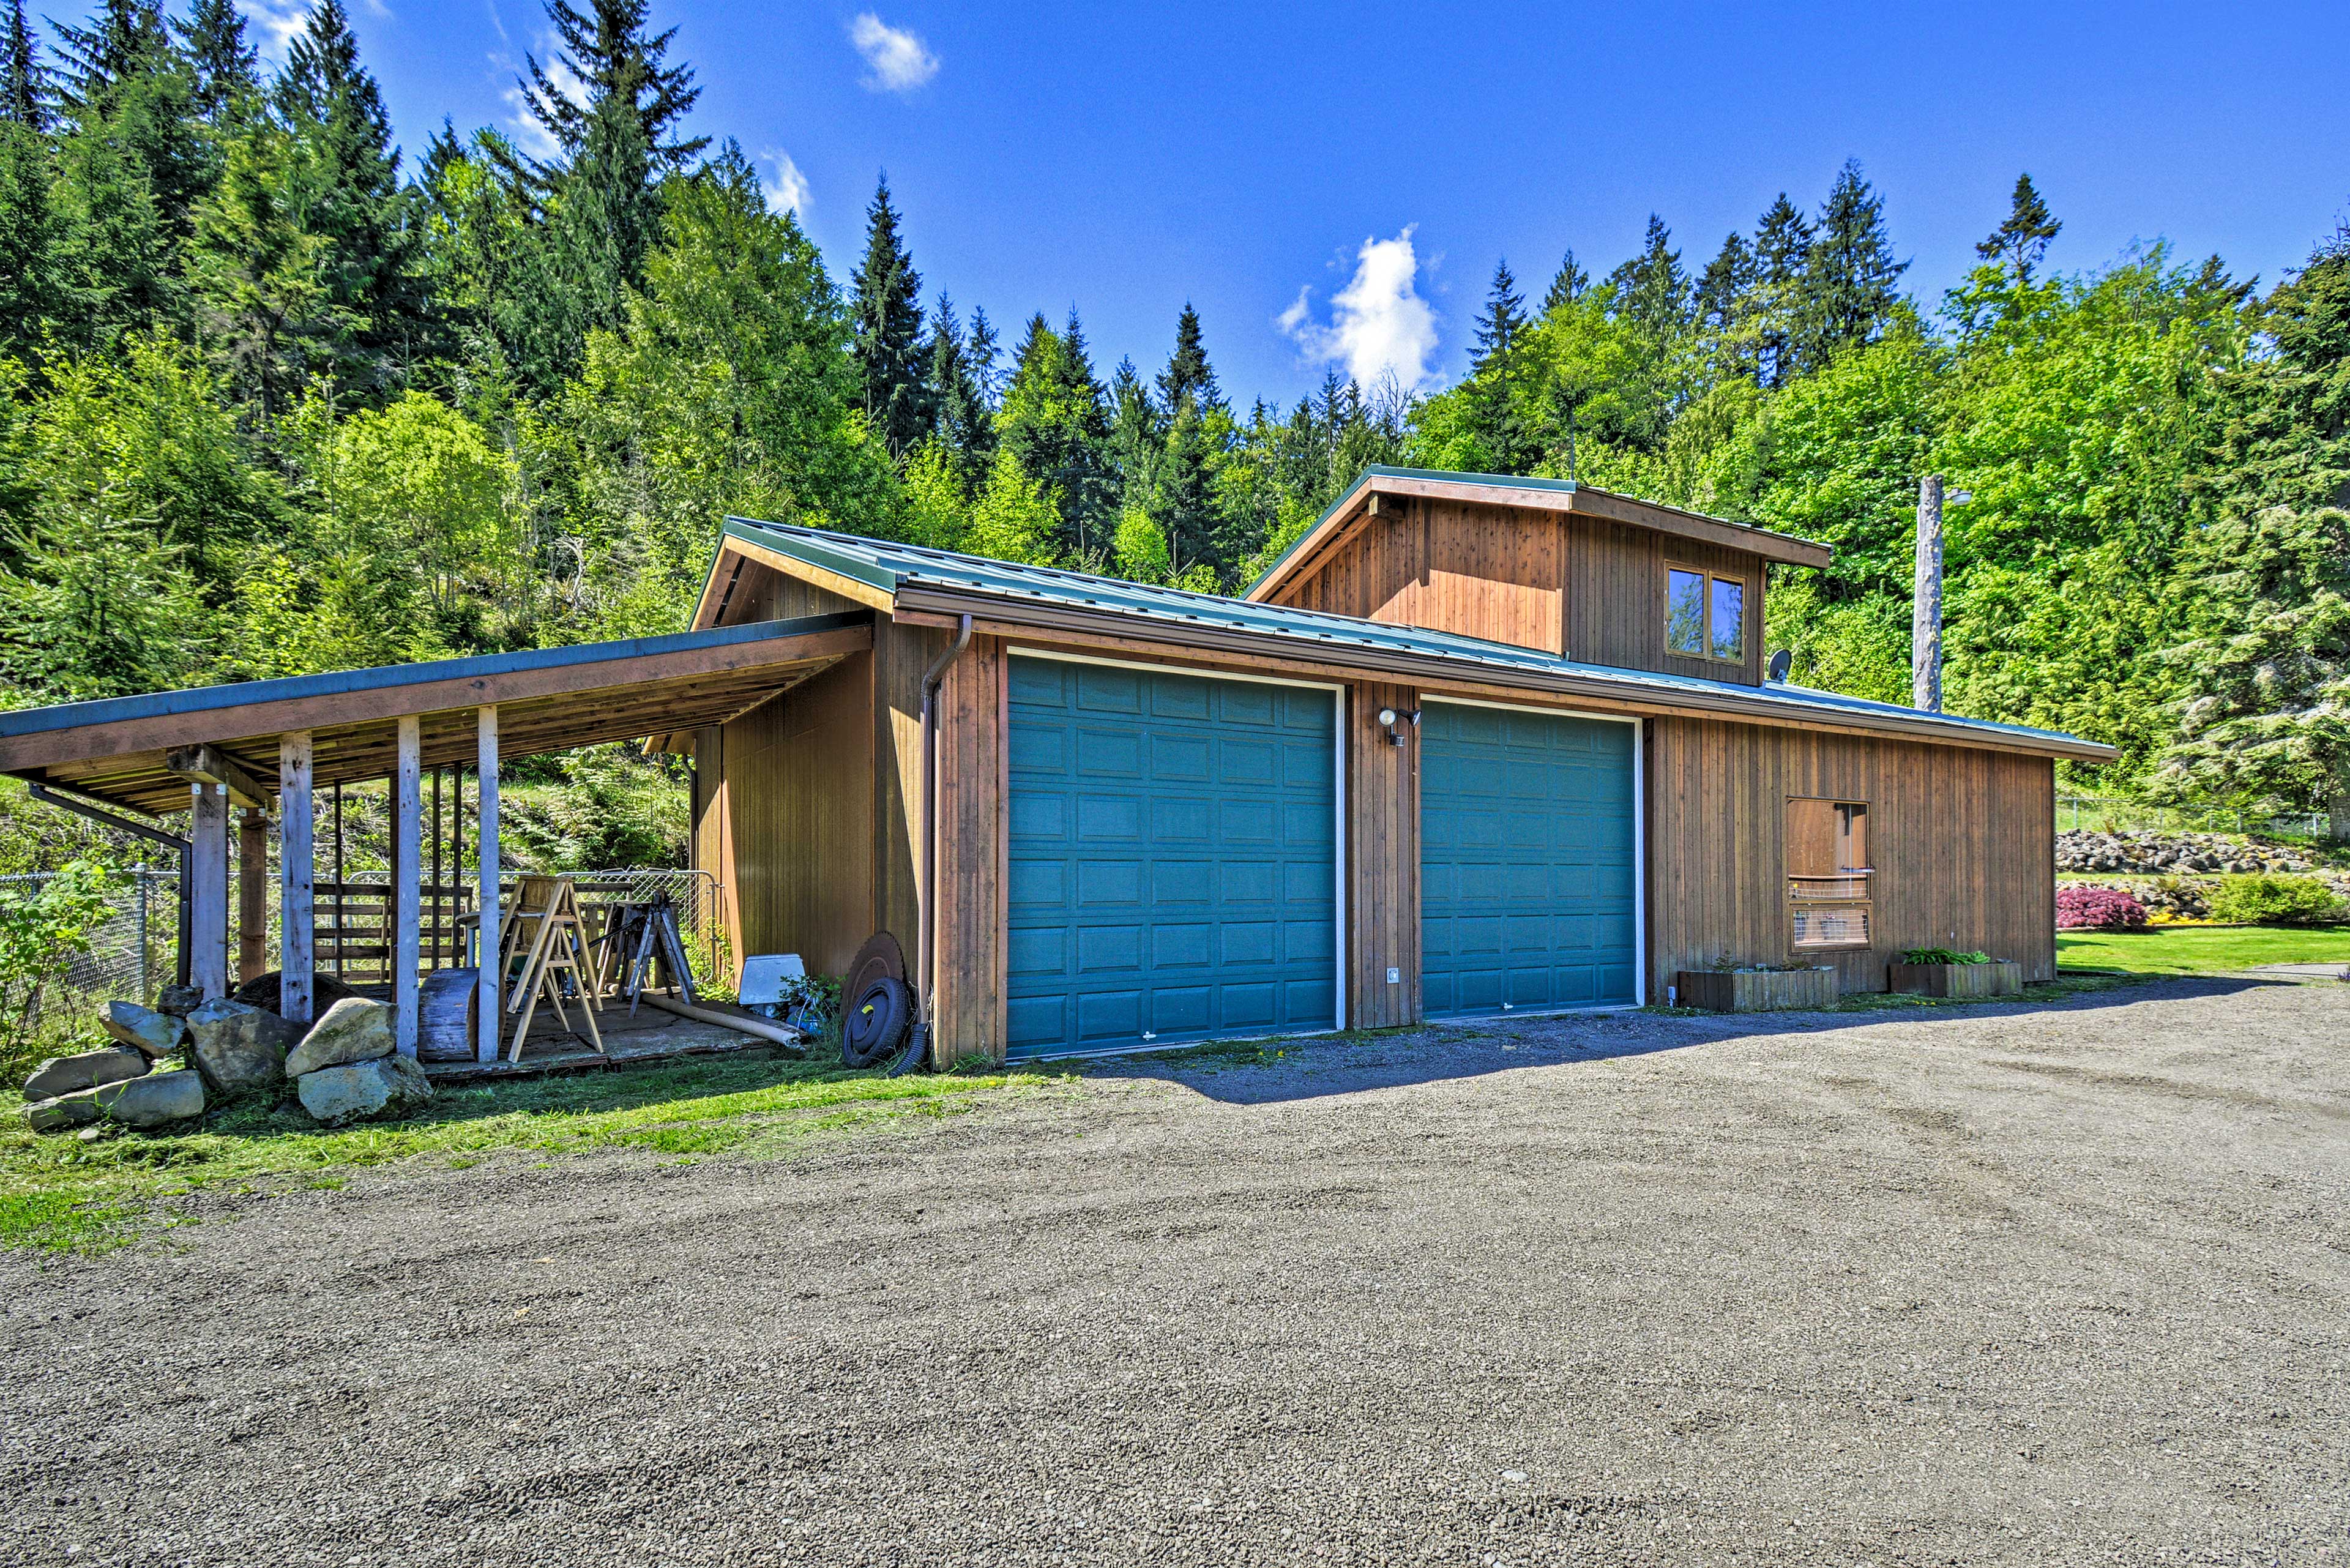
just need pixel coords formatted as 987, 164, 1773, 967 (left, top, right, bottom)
4, 977, 2346, 1566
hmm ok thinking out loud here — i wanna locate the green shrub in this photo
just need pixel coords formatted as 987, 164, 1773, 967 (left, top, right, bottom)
1900, 947, 1993, 965
2206, 875, 2346, 927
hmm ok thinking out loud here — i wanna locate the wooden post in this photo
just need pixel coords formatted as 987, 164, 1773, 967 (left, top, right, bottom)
1912, 475, 1944, 713
394, 717, 422, 1058
237, 807, 268, 984
476, 706, 500, 1063
279, 732, 315, 1025
188, 782, 230, 1001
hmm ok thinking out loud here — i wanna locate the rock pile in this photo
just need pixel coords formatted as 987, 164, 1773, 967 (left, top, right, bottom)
2056, 829, 2321, 877
20, 992, 432, 1135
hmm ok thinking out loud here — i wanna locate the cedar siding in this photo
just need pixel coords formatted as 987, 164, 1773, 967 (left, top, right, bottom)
1270, 496, 1770, 687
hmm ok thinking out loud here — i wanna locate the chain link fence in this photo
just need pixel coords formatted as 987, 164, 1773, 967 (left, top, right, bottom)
2, 865, 723, 1027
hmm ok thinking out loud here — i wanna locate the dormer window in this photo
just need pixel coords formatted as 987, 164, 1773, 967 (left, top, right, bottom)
1667, 566, 1745, 663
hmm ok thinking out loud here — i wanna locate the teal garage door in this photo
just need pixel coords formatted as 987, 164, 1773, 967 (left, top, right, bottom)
1006, 657, 1338, 1058
1420, 703, 1639, 1017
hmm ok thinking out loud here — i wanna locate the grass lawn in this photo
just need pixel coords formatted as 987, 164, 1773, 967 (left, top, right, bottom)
0, 1055, 1055, 1255
2057, 924, 2350, 976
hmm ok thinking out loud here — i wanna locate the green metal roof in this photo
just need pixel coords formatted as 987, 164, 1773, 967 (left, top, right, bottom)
723, 517, 2111, 757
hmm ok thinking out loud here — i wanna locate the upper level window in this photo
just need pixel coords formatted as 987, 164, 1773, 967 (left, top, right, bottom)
1667, 566, 1745, 663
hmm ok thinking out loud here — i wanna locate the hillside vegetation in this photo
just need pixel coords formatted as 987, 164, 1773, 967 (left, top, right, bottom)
0, 0, 2344, 853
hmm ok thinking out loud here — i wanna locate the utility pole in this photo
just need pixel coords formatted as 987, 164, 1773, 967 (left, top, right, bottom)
1912, 476, 1944, 712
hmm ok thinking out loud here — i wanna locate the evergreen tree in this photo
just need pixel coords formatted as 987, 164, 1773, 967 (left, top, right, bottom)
178, 0, 256, 125
848, 175, 930, 458
924, 292, 993, 487
0, 119, 66, 351
1695, 230, 1758, 379
49, 0, 168, 113
1976, 172, 2061, 285
1469, 258, 1531, 471
996, 310, 1114, 559
1155, 302, 1221, 413
2157, 235, 2350, 835
509, 0, 705, 176
2, 0, 45, 129
1106, 354, 1157, 503
1796, 159, 1907, 369
966, 305, 1001, 405
1752, 192, 1813, 386
269, 0, 425, 399
1144, 306, 1229, 578
1541, 249, 1587, 315
1606, 214, 1690, 338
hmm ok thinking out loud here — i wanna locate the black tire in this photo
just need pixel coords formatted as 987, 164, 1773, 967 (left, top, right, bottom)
840, 977, 913, 1069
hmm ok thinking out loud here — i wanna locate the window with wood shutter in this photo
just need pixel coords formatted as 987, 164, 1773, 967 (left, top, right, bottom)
1787, 797, 1871, 950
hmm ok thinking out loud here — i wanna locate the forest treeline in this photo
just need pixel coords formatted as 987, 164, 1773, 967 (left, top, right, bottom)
0, 0, 2344, 826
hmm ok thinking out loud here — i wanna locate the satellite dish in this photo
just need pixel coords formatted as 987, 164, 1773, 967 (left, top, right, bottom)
1767, 649, 1792, 683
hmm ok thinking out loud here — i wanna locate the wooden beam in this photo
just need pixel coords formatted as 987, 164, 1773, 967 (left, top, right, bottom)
714, 535, 897, 616
188, 782, 230, 1001
237, 807, 267, 984
394, 716, 421, 1059
476, 706, 499, 1064
0, 621, 872, 772
278, 733, 315, 1024
165, 744, 272, 808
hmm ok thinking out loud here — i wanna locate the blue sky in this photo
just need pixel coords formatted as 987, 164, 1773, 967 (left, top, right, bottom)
236, 0, 2349, 406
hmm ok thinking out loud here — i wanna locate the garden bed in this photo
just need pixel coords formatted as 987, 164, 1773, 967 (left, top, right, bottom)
1675, 967, 1838, 1012
1889, 960, 2023, 999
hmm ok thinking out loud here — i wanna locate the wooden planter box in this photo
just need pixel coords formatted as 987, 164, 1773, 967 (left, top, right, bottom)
1889, 960, 2024, 999
1674, 967, 1839, 1012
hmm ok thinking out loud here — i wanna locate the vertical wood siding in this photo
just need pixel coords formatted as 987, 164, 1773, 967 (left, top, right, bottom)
1646, 716, 2055, 994
932, 636, 1006, 1063
1346, 682, 1420, 1028
1278, 499, 1767, 685
712, 653, 875, 976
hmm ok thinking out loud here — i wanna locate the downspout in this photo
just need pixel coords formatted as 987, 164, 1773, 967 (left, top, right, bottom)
908, 613, 973, 1073
29, 783, 195, 989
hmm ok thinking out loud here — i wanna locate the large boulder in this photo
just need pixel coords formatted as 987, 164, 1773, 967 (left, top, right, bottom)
297, 1055, 433, 1127
23, 1091, 103, 1132
183, 998, 300, 1100
103, 1001, 186, 1060
93, 1069, 205, 1128
23, 1045, 149, 1102
283, 998, 395, 1078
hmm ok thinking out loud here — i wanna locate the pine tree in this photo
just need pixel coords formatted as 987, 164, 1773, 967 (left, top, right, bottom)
1469, 258, 1531, 471
2, 0, 45, 130
1155, 302, 1221, 413
996, 310, 1114, 559
966, 306, 1001, 405
1752, 192, 1813, 387
1607, 215, 1690, 337
1796, 159, 1907, 369
1144, 307, 1229, 578
1542, 249, 1587, 314
50, 0, 168, 113
509, 0, 705, 177
269, 0, 424, 399
849, 175, 931, 458
1695, 230, 1758, 381
1977, 172, 2061, 285
1106, 354, 1158, 504
0, 118, 65, 351
178, 0, 256, 125
924, 292, 993, 486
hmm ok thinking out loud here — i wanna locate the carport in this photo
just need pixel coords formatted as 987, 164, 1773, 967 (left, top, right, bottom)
0, 611, 871, 1060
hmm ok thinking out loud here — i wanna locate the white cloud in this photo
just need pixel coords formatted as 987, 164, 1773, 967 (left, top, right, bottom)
761, 149, 811, 215
848, 13, 938, 93
1281, 227, 1440, 392
241, 0, 307, 61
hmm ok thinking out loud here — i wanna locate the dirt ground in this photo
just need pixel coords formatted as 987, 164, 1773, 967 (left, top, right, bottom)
2, 976, 2345, 1567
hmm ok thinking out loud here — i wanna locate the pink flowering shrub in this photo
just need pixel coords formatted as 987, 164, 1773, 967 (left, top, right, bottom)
2056, 884, 2149, 931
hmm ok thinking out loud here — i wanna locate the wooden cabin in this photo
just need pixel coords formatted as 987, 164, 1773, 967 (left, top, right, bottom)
683, 467, 2114, 1062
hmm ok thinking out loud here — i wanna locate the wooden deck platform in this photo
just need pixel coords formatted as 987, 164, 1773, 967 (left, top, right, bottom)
418, 993, 807, 1085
